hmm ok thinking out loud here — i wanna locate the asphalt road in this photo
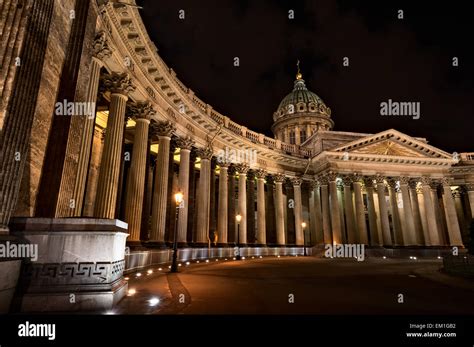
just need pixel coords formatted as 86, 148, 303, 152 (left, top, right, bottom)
115, 256, 474, 315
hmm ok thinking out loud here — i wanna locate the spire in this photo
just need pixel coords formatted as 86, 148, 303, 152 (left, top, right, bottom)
296, 59, 303, 80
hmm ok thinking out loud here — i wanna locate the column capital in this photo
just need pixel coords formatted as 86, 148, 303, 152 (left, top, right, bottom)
176, 136, 195, 151
309, 180, 320, 190
441, 177, 453, 186
327, 171, 338, 182
387, 178, 398, 189
291, 177, 303, 186
352, 173, 364, 184
375, 174, 386, 184
273, 173, 286, 184
128, 101, 155, 121
319, 175, 329, 185
398, 176, 411, 185
342, 175, 353, 186
408, 179, 419, 190
420, 176, 432, 186
150, 120, 176, 139
228, 165, 237, 176
93, 31, 114, 61
363, 176, 375, 188
101, 72, 135, 96
235, 163, 250, 175
247, 170, 256, 180
197, 146, 213, 160
255, 169, 267, 179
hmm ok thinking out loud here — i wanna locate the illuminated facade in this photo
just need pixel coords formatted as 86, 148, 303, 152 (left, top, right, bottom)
1, 0, 474, 312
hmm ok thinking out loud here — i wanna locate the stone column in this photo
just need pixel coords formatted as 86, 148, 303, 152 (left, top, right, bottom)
176, 136, 194, 245
353, 175, 368, 244
421, 177, 440, 245
227, 165, 237, 243
364, 177, 381, 246
217, 161, 230, 246
337, 183, 346, 243
398, 177, 417, 245
94, 73, 135, 219
465, 183, 474, 217
124, 102, 155, 242
255, 169, 267, 245
274, 173, 286, 245
246, 170, 256, 244
342, 176, 357, 243
149, 121, 175, 245
408, 180, 425, 245
328, 172, 342, 244
387, 178, 403, 245
320, 176, 332, 244
235, 163, 250, 245
55, 32, 114, 217
417, 183, 430, 245
431, 182, 448, 245
310, 180, 324, 244
441, 178, 464, 246
195, 147, 213, 245
292, 177, 304, 245
375, 175, 392, 246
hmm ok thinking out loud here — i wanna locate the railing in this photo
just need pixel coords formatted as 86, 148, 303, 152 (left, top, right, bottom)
191, 95, 207, 112
227, 120, 242, 136
210, 109, 225, 124
264, 137, 277, 148
246, 129, 260, 143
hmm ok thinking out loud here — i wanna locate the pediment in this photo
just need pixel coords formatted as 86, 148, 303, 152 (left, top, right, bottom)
331, 129, 453, 159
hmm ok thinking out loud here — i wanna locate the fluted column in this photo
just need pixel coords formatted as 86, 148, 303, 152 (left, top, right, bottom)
311, 180, 324, 244
375, 175, 392, 246
124, 102, 155, 242
235, 163, 249, 245
416, 183, 431, 245
292, 177, 304, 245
176, 136, 195, 245
387, 179, 403, 245
195, 147, 213, 245
328, 172, 342, 244
255, 169, 267, 245
320, 176, 332, 244
274, 173, 286, 245
421, 177, 440, 245
149, 121, 175, 244
55, 32, 114, 217
342, 176, 357, 243
94, 73, 135, 219
353, 175, 368, 244
431, 182, 447, 245
465, 183, 474, 216
441, 178, 464, 246
217, 161, 230, 246
396, 177, 416, 245
364, 177, 381, 246
408, 180, 425, 245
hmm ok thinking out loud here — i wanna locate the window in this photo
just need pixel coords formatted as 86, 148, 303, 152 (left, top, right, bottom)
300, 130, 307, 143
289, 130, 296, 144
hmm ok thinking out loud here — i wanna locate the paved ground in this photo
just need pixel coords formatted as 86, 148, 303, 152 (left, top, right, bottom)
113, 256, 474, 315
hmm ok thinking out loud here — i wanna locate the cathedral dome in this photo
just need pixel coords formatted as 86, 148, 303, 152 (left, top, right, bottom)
274, 78, 330, 121
271, 65, 334, 145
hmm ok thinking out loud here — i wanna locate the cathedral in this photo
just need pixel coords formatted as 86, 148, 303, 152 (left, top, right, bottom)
0, 0, 473, 313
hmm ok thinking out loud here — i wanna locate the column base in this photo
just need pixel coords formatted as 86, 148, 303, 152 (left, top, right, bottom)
216, 243, 229, 247
127, 240, 148, 251
192, 242, 209, 248
177, 242, 189, 248
9, 217, 128, 313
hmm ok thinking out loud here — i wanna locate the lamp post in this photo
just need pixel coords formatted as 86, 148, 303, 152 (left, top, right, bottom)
302, 222, 307, 256
236, 213, 242, 260
171, 191, 184, 273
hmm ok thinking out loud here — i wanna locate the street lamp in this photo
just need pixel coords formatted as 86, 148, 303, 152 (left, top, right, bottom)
171, 191, 184, 272
236, 214, 242, 260
302, 222, 307, 256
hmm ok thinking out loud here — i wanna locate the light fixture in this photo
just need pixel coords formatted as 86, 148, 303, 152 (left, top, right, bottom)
236, 214, 242, 222
174, 191, 184, 204
148, 297, 160, 306
301, 222, 306, 228
128, 288, 136, 296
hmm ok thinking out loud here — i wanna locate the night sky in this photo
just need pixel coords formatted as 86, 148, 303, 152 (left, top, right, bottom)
136, 0, 474, 153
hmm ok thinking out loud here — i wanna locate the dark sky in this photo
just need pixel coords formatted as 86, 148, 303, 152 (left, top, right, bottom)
136, 0, 474, 153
